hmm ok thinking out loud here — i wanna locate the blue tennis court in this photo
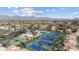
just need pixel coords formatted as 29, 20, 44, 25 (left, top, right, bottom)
27, 31, 65, 51
28, 44, 45, 51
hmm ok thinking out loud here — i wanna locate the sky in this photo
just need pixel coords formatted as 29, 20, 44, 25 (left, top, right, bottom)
0, 7, 79, 18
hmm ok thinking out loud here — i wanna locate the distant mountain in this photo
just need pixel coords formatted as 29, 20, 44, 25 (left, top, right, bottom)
0, 15, 53, 20
0, 15, 79, 21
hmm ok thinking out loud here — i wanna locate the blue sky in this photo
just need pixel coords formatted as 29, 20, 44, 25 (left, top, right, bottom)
0, 7, 79, 18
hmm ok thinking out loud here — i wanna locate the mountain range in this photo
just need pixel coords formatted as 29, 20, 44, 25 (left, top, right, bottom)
0, 15, 79, 21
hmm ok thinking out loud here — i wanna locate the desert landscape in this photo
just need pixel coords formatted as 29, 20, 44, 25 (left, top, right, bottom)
0, 19, 78, 51
0, 7, 79, 51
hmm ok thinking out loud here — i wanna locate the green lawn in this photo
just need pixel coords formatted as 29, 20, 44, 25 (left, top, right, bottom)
0, 29, 10, 36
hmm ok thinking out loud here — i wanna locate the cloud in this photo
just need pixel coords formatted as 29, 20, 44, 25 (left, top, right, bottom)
72, 12, 79, 18
46, 9, 50, 12
72, 12, 79, 15
13, 10, 19, 13
13, 7, 43, 16
46, 9, 56, 12
8, 7, 19, 9
52, 9, 56, 12
8, 7, 12, 9
20, 8, 43, 16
